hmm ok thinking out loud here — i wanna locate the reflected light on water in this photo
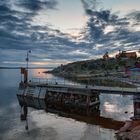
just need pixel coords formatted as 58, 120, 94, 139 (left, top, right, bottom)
31, 69, 54, 80
104, 102, 119, 113
29, 110, 116, 140
31, 69, 47, 78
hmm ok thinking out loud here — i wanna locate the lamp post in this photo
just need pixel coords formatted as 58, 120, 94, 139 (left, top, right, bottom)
26, 50, 31, 70
25, 50, 31, 83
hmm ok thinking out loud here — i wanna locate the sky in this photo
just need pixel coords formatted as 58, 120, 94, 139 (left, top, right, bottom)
0, 0, 140, 67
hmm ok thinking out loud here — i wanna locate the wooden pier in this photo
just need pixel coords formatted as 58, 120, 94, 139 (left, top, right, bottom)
18, 68, 101, 122
17, 82, 100, 117
17, 80, 140, 112
28, 82, 140, 95
17, 81, 140, 121
17, 84, 125, 130
17, 68, 140, 123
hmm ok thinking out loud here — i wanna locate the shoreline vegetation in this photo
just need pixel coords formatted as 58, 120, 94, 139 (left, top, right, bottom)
116, 120, 140, 140
46, 57, 140, 88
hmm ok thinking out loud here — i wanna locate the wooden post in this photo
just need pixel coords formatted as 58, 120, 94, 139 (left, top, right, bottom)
20, 68, 28, 85
24, 69, 28, 84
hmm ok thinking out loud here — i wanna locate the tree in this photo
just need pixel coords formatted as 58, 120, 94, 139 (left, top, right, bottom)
118, 60, 126, 67
103, 51, 109, 60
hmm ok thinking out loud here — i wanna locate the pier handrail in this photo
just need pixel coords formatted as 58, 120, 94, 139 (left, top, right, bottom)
31, 77, 81, 86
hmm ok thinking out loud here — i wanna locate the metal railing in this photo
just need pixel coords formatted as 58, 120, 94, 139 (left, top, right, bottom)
31, 77, 82, 86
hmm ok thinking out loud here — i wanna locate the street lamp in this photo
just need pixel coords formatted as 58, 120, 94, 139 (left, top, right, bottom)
26, 50, 31, 70
25, 50, 31, 83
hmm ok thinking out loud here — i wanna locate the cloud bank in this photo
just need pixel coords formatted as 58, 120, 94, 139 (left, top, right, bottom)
0, 0, 140, 67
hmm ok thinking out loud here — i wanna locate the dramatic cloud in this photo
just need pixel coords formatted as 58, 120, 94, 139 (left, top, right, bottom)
127, 11, 140, 22
80, 0, 140, 55
17, 0, 57, 11
0, 0, 140, 67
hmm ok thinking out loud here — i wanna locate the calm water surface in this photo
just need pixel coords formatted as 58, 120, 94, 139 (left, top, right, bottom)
0, 69, 134, 140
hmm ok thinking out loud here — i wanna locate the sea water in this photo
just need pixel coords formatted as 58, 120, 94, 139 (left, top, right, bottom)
0, 69, 134, 140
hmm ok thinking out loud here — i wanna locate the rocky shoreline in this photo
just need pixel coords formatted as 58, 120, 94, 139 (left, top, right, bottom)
46, 71, 136, 88
116, 120, 140, 140
45, 57, 140, 88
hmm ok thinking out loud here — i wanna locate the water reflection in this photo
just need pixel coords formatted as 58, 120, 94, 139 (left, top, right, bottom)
30, 110, 117, 140
17, 84, 124, 131
104, 102, 118, 113
0, 69, 138, 140
31, 69, 49, 78
100, 94, 133, 121
132, 95, 140, 120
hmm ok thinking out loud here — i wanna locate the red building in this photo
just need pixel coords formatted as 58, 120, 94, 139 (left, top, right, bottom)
116, 51, 137, 59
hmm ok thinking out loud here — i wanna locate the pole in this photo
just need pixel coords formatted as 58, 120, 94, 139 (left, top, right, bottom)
26, 51, 29, 70
25, 50, 31, 83
26, 50, 31, 69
